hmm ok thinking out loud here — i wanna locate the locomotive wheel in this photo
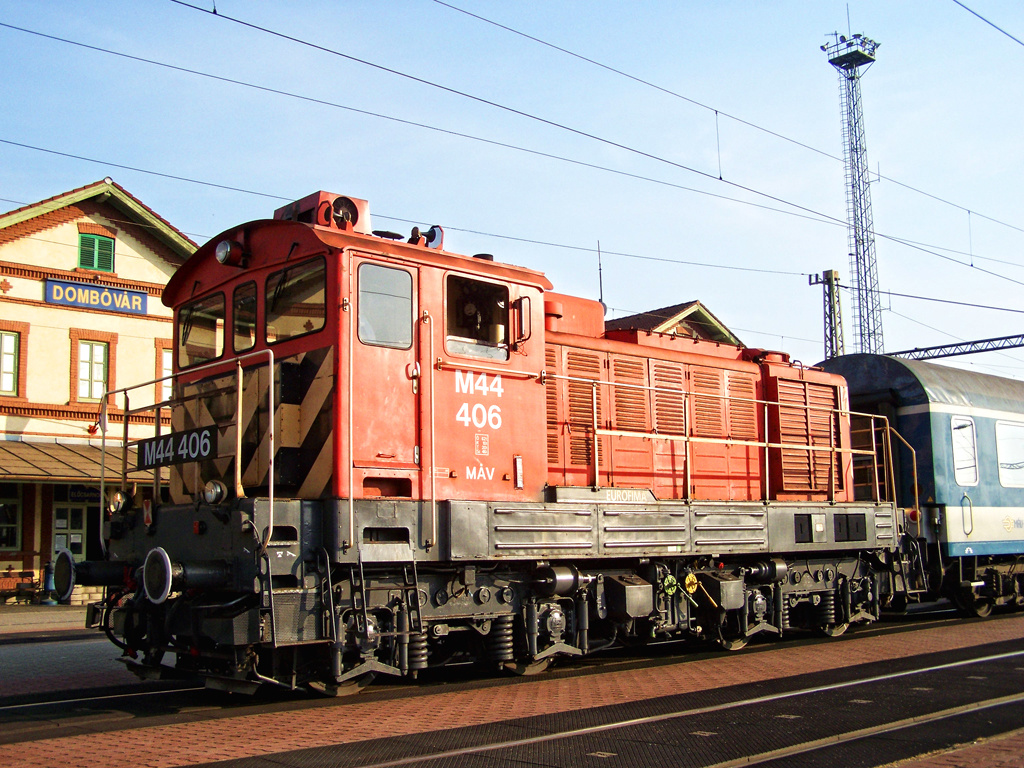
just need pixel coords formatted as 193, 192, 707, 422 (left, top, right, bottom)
966, 596, 994, 618
817, 622, 849, 637
504, 658, 552, 676
717, 635, 748, 651
953, 589, 993, 618
307, 672, 376, 697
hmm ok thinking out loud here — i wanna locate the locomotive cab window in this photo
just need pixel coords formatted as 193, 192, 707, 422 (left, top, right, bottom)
445, 275, 509, 361
951, 415, 979, 487
358, 263, 413, 349
233, 281, 257, 352
265, 258, 326, 344
178, 293, 225, 368
995, 420, 1024, 488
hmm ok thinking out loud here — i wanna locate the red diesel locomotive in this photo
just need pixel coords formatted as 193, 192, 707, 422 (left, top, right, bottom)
58, 191, 909, 692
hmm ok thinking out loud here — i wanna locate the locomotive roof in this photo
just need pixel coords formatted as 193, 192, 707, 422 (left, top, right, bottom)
821, 353, 1024, 414
163, 218, 553, 308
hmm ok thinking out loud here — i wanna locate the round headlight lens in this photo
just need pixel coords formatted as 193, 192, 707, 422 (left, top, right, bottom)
202, 479, 228, 505
108, 490, 131, 514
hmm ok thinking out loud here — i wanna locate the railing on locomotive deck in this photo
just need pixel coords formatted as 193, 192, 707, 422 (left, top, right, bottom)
552, 372, 900, 506
98, 349, 279, 596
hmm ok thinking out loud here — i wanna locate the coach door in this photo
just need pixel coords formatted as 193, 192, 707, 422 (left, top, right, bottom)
350, 258, 421, 495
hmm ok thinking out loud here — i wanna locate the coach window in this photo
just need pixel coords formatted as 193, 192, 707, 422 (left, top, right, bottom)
178, 293, 225, 368
995, 420, 1024, 487
951, 415, 979, 487
266, 258, 326, 344
445, 275, 509, 361
358, 263, 413, 349
233, 281, 257, 352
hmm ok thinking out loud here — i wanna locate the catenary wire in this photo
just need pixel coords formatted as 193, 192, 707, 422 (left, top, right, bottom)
952, 0, 1024, 49
3, 21, 1022, 287
434, 0, 1024, 237
158, 3, 1024, 284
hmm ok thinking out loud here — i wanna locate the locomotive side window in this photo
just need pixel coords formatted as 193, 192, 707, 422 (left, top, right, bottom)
995, 420, 1024, 487
445, 275, 509, 360
358, 263, 413, 349
233, 281, 257, 352
265, 258, 326, 344
177, 293, 225, 368
951, 415, 979, 487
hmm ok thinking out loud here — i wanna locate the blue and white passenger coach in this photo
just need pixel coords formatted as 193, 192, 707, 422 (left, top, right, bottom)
824, 353, 1024, 615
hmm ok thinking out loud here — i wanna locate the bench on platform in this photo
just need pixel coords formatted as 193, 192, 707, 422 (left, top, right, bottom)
0, 573, 38, 604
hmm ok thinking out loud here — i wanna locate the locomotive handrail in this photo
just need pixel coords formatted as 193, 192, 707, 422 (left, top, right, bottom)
434, 358, 542, 380
100, 348, 277, 554
552, 371, 894, 506
885, 425, 921, 537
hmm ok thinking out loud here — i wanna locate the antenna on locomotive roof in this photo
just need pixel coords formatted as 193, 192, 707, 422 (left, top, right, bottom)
597, 241, 607, 316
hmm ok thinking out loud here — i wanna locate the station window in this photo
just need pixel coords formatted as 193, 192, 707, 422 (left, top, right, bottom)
0, 484, 20, 551
178, 293, 225, 368
159, 347, 173, 402
77, 341, 108, 401
0, 331, 18, 396
233, 281, 257, 352
995, 420, 1024, 488
951, 415, 979, 487
266, 258, 326, 344
445, 275, 509, 360
358, 263, 413, 349
79, 233, 115, 272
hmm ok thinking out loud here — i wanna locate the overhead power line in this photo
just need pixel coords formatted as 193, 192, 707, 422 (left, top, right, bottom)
6, 20, 1024, 284
433, 0, 1024, 237
952, 0, 1024, 49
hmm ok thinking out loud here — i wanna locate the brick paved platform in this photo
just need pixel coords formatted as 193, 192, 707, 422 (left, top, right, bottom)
0, 604, 90, 642
2, 615, 1022, 768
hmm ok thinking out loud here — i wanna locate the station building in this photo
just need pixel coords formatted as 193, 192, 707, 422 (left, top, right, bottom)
0, 179, 195, 599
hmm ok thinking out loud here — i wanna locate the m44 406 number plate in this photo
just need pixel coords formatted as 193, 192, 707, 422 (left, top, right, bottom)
135, 427, 217, 470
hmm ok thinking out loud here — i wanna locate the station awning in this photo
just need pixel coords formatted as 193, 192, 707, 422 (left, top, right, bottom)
0, 441, 157, 484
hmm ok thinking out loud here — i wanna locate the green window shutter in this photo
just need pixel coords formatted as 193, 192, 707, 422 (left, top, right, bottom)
78, 233, 115, 272
96, 237, 114, 271
79, 234, 97, 269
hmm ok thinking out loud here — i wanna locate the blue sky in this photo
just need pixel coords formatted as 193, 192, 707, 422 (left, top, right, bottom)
3, 1, 1023, 376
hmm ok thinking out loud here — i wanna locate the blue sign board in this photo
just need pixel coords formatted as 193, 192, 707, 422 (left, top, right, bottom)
45, 279, 148, 315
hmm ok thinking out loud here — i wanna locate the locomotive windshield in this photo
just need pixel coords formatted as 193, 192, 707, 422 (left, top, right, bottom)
177, 293, 224, 368
445, 275, 509, 360
265, 257, 326, 343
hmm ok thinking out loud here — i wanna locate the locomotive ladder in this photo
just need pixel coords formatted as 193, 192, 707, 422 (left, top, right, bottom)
350, 554, 424, 639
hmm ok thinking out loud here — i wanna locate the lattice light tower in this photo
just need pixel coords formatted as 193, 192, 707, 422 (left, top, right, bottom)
823, 33, 883, 354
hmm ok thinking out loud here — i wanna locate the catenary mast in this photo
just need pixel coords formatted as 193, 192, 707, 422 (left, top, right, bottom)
824, 33, 883, 354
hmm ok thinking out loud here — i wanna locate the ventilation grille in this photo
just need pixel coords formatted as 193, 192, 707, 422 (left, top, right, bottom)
545, 346, 560, 464
727, 374, 758, 441
692, 367, 724, 437
612, 358, 647, 432
567, 350, 602, 466
776, 379, 841, 491
652, 362, 686, 435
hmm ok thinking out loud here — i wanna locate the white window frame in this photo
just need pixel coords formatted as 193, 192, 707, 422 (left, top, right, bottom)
951, 415, 979, 487
0, 331, 18, 396
78, 340, 108, 401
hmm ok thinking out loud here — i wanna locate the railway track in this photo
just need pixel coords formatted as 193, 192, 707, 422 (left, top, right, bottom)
0, 605, 1007, 749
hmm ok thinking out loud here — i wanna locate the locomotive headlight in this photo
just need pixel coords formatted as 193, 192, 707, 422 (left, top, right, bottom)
215, 239, 246, 267
202, 479, 228, 505
108, 490, 131, 514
